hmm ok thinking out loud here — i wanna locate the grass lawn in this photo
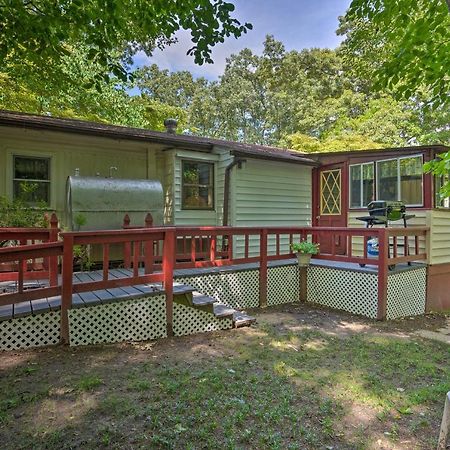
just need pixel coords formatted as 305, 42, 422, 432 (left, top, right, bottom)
0, 304, 449, 449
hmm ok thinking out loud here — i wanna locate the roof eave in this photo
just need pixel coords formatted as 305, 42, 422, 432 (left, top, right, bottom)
231, 150, 319, 166
0, 114, 213, 151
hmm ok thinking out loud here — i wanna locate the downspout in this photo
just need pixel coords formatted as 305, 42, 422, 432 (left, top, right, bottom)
223, 158, 246, 226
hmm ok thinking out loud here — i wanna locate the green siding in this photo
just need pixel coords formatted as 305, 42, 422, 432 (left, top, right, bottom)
230, 159, 312, 256
0, 126, 164, 228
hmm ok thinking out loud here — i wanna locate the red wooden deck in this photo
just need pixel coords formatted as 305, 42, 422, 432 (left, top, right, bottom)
0, 221, 429, 341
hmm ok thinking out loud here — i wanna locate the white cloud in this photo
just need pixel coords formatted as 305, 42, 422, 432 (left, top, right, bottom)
131, 0, 349, 80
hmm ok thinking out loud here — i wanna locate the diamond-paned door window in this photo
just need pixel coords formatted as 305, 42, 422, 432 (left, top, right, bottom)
320, 169, 341, 215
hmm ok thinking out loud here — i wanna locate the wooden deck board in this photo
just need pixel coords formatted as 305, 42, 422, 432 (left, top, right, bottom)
71, 293, 85, 308
105, 287, 130, 300
0, 304, 13, 320
30, 298, 51, 314
78, 291, 102, 306
132, 284, 161, 295
92, 289, 114, 301
73, 272, 93, 284
108, 269, 131, 278
112, 269, 133, 278
120, 285, 144, 296
47, 295, 62, 310
13, 301, 33, 317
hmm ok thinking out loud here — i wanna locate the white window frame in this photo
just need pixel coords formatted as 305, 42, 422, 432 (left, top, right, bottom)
375, 154, 423, 207
349, 162, 374, 209
12, 154, 52, 205
181, 159, 215, 211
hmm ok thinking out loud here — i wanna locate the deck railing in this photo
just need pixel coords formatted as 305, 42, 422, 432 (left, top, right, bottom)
0, 213, 59, 285
0, 222, 429, 342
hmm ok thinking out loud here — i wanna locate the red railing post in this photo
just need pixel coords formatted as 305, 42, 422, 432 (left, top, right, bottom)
103, 244, 110, 281
49, 213, 59, 286
227, 234, 233, 259
163, 229, 175, 336
210, 234, 216, 262
19, 238, 26, 290
123, 214, 130, 228
259, 228, 268, 308
144, 213, 153, 228
61, 234, 74, 344
123, 214, 131, 268
377, 229, 388, 320
144, 214, 154, 274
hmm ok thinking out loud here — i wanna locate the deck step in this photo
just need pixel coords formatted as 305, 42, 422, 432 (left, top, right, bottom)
172, 284, 255, 328
213, 303, 236, 318
173, 283, 196, 295
233, 311, 256, 328
192, 292, 217, 307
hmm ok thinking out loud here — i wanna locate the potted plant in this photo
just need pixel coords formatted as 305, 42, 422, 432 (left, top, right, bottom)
291, 240, 320, 267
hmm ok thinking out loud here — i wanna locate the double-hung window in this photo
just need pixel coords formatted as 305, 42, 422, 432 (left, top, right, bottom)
181, 161, 214, 210
13, 156, 51, 205
349, 162, 374, 208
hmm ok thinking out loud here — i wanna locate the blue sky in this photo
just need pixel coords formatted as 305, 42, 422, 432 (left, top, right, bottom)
132, 0, 352, 80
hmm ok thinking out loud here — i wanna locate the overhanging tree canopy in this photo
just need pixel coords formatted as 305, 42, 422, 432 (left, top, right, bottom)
0, 0, 252, 86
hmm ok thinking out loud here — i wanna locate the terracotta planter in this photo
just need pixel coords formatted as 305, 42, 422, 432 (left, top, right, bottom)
297, 253, 312, 267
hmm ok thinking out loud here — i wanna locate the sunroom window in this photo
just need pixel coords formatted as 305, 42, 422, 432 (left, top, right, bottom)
349, 155, 424, 208
13, 156, 50, 205
181, 160, 214, 210
376, 155, 423, 206
350, 162, 374, 208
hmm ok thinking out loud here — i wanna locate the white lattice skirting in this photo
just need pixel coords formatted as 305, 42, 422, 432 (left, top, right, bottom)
175, 270, 260, 309
0, 311, 61, 351
173, 303, 233, 336
175, 265, 301, 309
307, 266, 379, 319
386, 267, 426, 319
0, 264, 430, 351
68, 295, 167, 346
267, 265, 300, 306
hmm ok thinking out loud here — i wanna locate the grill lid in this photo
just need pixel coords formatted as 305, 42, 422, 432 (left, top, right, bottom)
367, 200, 406, 221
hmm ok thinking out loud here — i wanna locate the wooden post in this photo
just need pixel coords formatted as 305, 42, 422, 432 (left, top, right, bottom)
123, 214, 130, 228
144, 213, 154, 274
438, 391, 450, 450
102, 244, 109, 281
49, 213, 59, 286
163, 229, 175, 336
210, 235, 216, 262
123, 214, 131, 268
61, 234, 74, 344
19, 239, 26, 292
259, 229, 268, 308
299, 266, 307, 302
144, 213, 153, 228
377, 229, 388, 321
227, 235, 233, 260
133, 241, 140, 277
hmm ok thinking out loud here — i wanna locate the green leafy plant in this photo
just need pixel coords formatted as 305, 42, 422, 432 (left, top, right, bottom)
0, 197, 48, 229
291, 240, 320, 255
423, 151, 450, 200
73, 245, 94, 271
73, 213, 87, 231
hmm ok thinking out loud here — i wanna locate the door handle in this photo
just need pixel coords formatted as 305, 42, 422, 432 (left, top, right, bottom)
316, 216, 320, 220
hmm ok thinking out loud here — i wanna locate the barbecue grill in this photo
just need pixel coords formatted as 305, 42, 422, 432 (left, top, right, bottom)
356, 200, 415, 228
356, 200, 415, 270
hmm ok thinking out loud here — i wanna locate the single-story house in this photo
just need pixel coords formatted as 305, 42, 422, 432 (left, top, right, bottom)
0, 109, 449, 311
0, 110, 316, 230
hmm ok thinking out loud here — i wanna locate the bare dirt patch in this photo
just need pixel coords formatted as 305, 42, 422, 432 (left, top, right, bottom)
0, 304, 448, 449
